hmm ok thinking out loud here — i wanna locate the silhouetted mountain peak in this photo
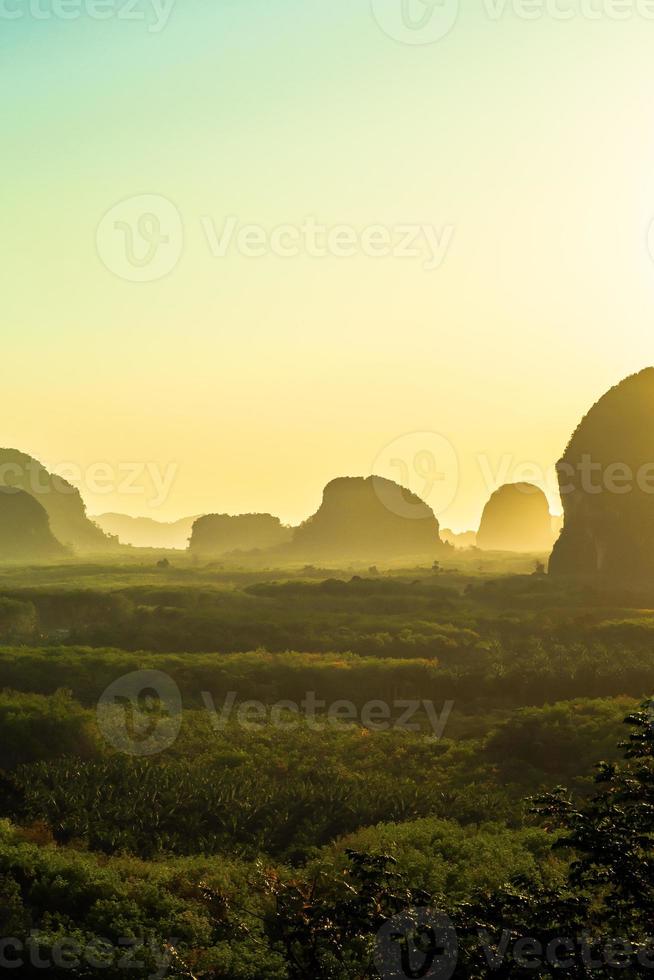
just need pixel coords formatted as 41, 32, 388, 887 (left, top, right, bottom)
290, 475, 447, 559
477, 483, 555, 553
550, 368, 654, 580
0, 449, 110, 553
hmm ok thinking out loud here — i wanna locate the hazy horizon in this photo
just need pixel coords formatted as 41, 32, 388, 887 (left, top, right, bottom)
4, 3, 654, 531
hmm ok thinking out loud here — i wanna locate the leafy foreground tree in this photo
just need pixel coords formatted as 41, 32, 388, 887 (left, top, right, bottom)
236, 701, 654, 978
261, 851, 436, 979
1, 701, 653, 978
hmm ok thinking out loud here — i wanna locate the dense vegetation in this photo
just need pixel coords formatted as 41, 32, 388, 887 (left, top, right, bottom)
0, 556, 652, 976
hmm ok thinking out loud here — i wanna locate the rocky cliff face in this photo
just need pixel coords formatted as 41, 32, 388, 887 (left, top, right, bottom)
477, 483, 555, 553
189, 513, 292, 557
0, 449, 110, 553
290, 476, 447, 560
0, 487, 65, 559
549, 368, 654, 581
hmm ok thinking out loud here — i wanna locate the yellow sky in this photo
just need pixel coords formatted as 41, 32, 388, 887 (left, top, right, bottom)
3, 3, 654, 530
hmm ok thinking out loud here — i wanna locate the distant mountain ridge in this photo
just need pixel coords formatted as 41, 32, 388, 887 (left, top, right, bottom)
95, 513, 199, 550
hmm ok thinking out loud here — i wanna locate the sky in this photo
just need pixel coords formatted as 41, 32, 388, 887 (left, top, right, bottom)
2, 0, 654, 531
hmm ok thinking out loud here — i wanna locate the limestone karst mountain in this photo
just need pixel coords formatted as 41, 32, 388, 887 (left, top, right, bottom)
477, 483, 556, 553
0, 449, 110, 553
549, 367, 654, 581
189, 513, 292, 557
95, 513, 199, 550
289, 476, 448, 560
0, 487, 65, 559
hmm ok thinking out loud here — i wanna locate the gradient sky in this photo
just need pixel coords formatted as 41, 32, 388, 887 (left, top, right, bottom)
3, 0, 654, 531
